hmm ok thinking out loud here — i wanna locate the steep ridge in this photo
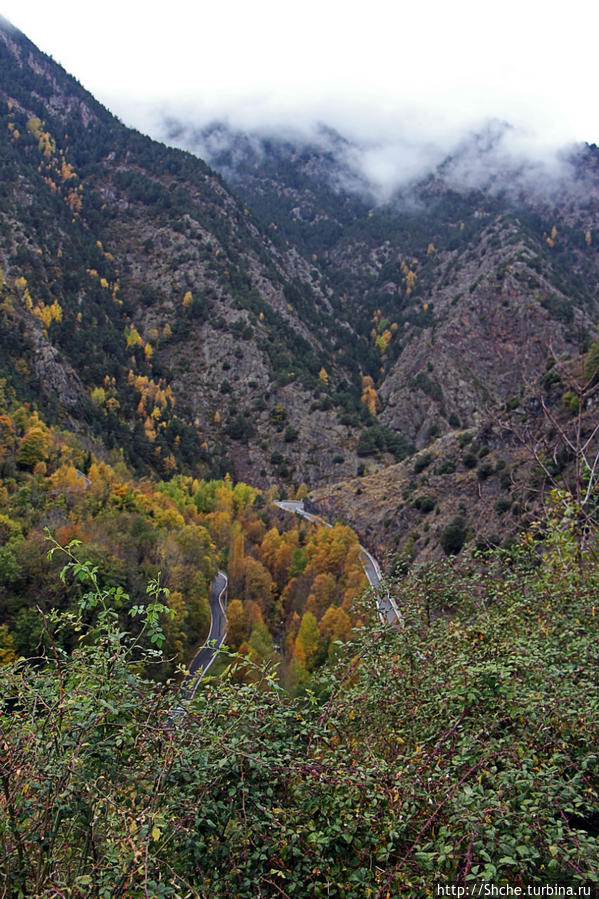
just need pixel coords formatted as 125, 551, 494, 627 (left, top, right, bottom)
0, 19, 369, 486
163, 120, 599, 561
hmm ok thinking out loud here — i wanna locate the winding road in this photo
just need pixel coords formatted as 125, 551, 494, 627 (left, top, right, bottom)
177, 569, 228, 702
275, 500, 401, 625
174, 499, 399, 713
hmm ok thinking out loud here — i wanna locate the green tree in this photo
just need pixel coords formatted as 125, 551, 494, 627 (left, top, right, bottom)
16, 425, 48, 468
248, 620, 274, 660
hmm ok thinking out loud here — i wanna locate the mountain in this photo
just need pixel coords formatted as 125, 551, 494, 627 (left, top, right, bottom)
2, 17, 599, 565
161, 118, 599, 562
0, 20, 376, 488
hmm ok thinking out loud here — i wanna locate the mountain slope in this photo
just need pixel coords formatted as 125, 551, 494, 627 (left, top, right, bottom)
3, 20, 599, 562
0, 20, 373, 485
164, 120, 599, 559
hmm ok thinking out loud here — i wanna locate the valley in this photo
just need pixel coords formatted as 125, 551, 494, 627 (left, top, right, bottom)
1, 15, 599, 896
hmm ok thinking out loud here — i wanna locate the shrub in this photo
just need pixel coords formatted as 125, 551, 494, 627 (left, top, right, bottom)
413, 452, 433, 474
413, 494, 436, 513
357, 426, 413, 461
494, 496, 512, 514
412, 370, 443, 403
463, 452, 477, 469
584, 338, 599, 384
436, 457, 457, 475
225, 413, 255, 442
477, 460, 494, 481
25, 522, 599, 892
440, 515, 467, 555
562, 390, 580, 415
269, 403, 288, 428
357, 429, 377, 456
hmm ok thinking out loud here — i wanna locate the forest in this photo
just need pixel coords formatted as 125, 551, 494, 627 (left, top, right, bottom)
1, 504, 598, 895
0, 375, 367, 690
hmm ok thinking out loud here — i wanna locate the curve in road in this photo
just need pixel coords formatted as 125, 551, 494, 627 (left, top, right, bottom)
275, 500, 401, 625
173, 497, 398, 719
178, 569, 228, 702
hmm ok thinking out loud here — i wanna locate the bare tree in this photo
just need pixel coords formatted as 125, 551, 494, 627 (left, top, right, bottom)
500, 341, 599, 558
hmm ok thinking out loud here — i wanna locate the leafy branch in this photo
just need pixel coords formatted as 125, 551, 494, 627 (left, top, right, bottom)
45, 529, 173, 652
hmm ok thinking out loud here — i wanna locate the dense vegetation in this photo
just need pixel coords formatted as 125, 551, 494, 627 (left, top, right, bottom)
1, 514, 598, 895
2, 21, 599, 897
0, 378, 367, 688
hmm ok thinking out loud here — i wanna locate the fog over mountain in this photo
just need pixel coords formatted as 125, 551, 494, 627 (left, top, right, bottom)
154, 108, 590, 207
2, 0, 597, 208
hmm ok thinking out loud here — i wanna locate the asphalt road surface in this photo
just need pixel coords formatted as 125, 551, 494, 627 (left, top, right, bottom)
178, 570, 228, 701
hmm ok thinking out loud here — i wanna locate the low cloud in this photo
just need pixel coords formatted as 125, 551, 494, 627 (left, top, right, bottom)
142, 98, 586, 209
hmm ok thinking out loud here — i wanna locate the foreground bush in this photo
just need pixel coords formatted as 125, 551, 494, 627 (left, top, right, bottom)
1, 530, 598, 896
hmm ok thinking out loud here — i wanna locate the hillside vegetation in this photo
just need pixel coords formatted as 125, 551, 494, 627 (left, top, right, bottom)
1, 517, 598, 895
0, 377, 367, 689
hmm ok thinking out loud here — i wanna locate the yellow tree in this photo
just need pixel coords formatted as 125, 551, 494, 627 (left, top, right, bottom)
17, 423, 49, 468
294, 611, 320, 671
49, 464, 87, 506
0, 624, 17, 665
295, 483, 308, 501
320, 606, 352, 642
243, 557, 273, 605
0, 413, 16, 465
245, 599, 265, 628
228, 522, 246, 594
226, 599, 248, 651
207, 509, 232, 550
360, 374, 380, 415
232, 482, 255, 515
305, 572, 338, 618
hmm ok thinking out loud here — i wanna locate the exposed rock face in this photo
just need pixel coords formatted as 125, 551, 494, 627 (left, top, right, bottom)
2, 20, 599, 534
32, 327, 84, 410
378, 227, 576, 446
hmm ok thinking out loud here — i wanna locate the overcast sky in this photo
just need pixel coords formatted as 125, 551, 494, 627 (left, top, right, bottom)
2, 0, 598, 157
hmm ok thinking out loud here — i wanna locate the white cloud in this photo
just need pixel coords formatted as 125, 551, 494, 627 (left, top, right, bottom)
2, 0, 599, 196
